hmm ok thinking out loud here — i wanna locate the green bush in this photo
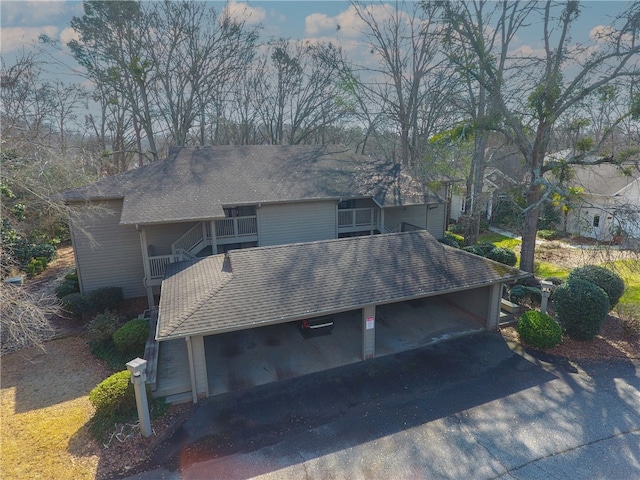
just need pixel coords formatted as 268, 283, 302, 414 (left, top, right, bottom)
537, 229, 564, 240
552, 278, 610, 340
447, 223, 465, 234
60, 292, 92, 318
55, 278, 80, 299
439, 236, 461, 248
569, 265, 625, 308
11, 239, 56, 265
89, 370, 135, 417
544, 277, 564, 286
517, 310, 562, 349
113, 319, 150, 356
89, 286, 124, 312
510, 285, 542, 306
463, 245, 486, 256
486, 247, 517, 267
445, 231, 464, 248
88, 311, 124, 343
64, 270, 78, 282
26, 258, 44, 278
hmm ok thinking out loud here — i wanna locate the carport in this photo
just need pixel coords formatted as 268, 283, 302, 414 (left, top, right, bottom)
154, 231, 529, 403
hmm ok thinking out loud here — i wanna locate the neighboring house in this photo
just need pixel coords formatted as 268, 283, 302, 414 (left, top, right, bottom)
63, 145, 529, 403
546, 156, 640, 243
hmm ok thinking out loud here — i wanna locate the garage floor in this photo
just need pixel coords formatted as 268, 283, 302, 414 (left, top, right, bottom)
203, 296, 484, 397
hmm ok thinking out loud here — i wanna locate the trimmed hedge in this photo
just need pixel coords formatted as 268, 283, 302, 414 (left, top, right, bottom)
517, 310, 562, 349
552, 278, 610, 340
510, 285, 542, 306
60, 292, 92, 318
89, 370, 135, 416
439, 236, 461, 248
486, 247, 517, 267
87, 311, 124, 343
569, 265, 625, 308
113, 319, 150, 356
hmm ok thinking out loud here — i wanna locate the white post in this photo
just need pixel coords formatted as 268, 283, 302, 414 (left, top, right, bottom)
540, 280, 553, 314
126, 357, 152, 438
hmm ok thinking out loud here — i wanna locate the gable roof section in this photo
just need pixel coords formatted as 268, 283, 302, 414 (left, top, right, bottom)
568, 163, 640, 197
63, 145, 442, 225
157, 231, 529, 340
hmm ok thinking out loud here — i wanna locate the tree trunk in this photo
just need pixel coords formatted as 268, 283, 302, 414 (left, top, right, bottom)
519, 184, 541, 273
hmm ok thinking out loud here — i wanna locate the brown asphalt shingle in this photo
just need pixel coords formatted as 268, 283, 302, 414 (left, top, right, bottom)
157, 231, 529, 340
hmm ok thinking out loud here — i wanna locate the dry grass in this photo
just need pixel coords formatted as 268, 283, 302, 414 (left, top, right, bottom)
1, 336, 109, 480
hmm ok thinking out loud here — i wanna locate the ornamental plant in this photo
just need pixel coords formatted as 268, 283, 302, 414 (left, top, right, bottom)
552, 278, 610, 340
517, 310, 562, 349
568, 265, 625, 308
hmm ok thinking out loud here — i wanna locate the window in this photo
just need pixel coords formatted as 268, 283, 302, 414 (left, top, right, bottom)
593, 215, 600, 227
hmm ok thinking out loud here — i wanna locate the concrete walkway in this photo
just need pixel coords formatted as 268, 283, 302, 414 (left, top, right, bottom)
123, 333, 640, 479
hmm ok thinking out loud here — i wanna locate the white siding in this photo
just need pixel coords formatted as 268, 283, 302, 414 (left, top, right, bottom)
145, 222, 198, 256
426, 204, 446, 239
70, 200, 146, 298
190, 335, 209, 397
258, 201, 336, 246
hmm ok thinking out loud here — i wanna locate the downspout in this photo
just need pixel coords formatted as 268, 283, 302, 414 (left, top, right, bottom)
185, 336, 199, 404
138, 225, 154, 307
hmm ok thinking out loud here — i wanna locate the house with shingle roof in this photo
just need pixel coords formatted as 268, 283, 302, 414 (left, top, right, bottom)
63, 145, 529, 403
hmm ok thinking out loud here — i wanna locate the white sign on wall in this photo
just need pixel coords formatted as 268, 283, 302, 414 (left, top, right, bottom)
366, 316, 375, 330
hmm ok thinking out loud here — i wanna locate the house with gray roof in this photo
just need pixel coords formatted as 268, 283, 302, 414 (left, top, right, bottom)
63, 145, 529, 403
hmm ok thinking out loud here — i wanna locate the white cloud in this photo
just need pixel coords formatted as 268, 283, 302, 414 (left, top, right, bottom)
59, 26, 79, 45
305, 4, 397, 39
224, 0, 266, 26
1, 25, 59, 53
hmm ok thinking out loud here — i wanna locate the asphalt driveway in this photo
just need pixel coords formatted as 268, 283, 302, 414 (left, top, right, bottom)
126, 332, 640, 479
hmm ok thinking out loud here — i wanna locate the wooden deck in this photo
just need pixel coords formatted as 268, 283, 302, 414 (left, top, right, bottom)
152, 338, 191, 398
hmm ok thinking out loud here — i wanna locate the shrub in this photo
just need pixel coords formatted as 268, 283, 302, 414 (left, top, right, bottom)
510, 285, 542, 306
88, 310, 124, 343
89, 286, 124, 313
89, 370, 135, 417
64, 270, 78, 282
60, 292, 92, 318
11, 239, 56, 266
55, 278, 80, 299
616, 304, 640, 338
537, 229, 563, 240
544, 277, 565, 286
517, 310, 562, 349
486, 247, 517, 267
439, 236, 461, 248
569, 265, 625, 308
445, 231, 464, 248
447, 223, 465, 234
552, 278, 610, 340
463, 245, 486, 256
26, 258, 44, 278
113, 318, 150, 356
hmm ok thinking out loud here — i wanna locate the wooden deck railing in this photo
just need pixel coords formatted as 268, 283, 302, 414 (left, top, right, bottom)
149, 254, 183, 279
215, 216, 258, 238
338, 208, 380, 229
172, 222, 206, 255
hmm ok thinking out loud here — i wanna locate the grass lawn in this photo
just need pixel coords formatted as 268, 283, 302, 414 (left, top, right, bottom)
1, 337, 104, 480
610, 259, 640, 308
477, 233, 522, 250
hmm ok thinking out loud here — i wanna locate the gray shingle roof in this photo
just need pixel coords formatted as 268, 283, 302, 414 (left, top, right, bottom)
62, 145, 443, 225
157, 231, 529, 340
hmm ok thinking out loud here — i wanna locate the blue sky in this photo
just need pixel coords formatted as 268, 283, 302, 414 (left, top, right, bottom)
0, 1, 634, 77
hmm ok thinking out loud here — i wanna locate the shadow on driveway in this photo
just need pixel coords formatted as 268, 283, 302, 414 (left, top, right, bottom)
124, 332, 560, 478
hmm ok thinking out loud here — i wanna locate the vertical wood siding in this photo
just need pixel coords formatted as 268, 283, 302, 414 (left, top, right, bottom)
426, 204, 446, 239
258, 201, 336, 246
70, 200, 146, 298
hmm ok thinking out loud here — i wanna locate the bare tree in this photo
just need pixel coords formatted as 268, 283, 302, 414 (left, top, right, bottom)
441, 0, 640, 273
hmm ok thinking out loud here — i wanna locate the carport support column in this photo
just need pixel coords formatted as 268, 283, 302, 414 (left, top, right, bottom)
362, 304, 376, 360
185, 336, 198, 404
487, 283, 502, 331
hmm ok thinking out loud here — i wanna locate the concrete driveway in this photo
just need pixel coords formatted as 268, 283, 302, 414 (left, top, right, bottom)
130, 332, 640, 479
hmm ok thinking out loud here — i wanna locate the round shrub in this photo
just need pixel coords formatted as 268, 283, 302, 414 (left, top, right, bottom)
517, 310, 562, 349
439, 236, 461, 248
486, 247, 517, 267
113, 318, 150, 356
552, 278, 610, 340
569, 265, 625, 308
510, 285, 542, 306
537, 229, 563, 240
89, 370, 135, 417
89, 286, 124, 312
445, 231, 464, 248
55, 278, 80, 299
463, 245, 486, 256
87, 310, 124, 343
60, 292, 91, 318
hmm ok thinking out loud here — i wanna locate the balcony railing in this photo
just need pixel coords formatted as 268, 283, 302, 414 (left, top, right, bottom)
148, 254, 183, 279
338, 208, 380, 229
215, 216, 258, 238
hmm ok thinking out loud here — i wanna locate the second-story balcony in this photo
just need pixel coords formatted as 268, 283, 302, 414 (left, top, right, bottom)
338, 208, 380, 232
215, 216, 258, 239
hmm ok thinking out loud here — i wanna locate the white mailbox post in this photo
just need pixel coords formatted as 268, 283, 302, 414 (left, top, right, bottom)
540, 280, 553, 314
126, 357, 152, 438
